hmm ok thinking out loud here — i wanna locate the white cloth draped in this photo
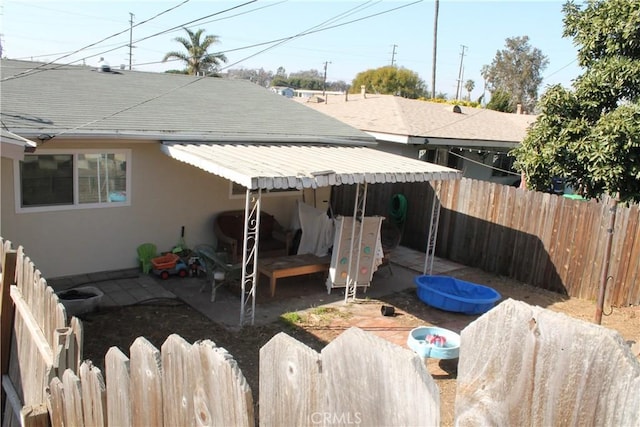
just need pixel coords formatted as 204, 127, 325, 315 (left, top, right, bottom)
293, 200, 336, 257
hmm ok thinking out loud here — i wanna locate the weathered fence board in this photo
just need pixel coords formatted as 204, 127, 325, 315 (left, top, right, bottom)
322, 328, 439, 427
105, 347, 132, 427
161, 334, 194, 427
455, 299, 640, 426
61, 369, 83, 427
333, 179, 640, 305
1, 238, 79, 427
260, 327, 439, 427
130, 337, 163, 426
191, 339, 254, 427
259, 332, 322, 426
48, 378, 66, 427
49, 335, 255, 427
79, 362, 106, 427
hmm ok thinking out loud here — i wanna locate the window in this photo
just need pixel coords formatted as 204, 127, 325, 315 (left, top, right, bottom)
16, 149, 131, 211
229, 182, 301, 199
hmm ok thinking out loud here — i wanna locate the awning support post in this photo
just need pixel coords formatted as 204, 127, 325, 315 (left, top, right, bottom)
240, 188, 261, 326
345, 182, 368, 302
424, 181, 442, 275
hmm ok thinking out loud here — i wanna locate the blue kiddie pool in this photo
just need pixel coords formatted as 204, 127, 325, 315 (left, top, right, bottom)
407, 326, 460, 359
414, 275, 501, 315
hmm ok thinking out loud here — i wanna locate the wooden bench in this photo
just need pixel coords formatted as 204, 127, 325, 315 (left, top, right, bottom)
258, 254, 331, 297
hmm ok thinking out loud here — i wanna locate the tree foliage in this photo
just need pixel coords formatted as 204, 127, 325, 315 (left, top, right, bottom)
512, 0, 640, 203
464, 79, 475, 100
225, 67, 273, 86
163, 28, 227, 76
486, 88, 512, 112
481, 36, 548, 113
350, 66, 427, 99
226, 67, 347, 91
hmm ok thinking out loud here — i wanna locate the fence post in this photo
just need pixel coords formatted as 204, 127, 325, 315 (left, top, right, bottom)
595, 195, 619, 324
1, 249, 17, 414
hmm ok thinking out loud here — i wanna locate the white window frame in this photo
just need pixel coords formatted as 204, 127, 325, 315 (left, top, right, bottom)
228, 182, 301, 199
14, 148, 132, 213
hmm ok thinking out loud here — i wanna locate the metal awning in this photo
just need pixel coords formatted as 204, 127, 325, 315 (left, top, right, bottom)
161, 140, 462, 325
161, 141, 462, 189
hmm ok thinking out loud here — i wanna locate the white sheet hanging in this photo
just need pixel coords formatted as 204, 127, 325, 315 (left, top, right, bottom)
295, 200, 336, 257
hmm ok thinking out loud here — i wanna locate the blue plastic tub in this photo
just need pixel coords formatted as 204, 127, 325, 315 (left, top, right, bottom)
414, 275, 501, 315
407, 326, 460, 359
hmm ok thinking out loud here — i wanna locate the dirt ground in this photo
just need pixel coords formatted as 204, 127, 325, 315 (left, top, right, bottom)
80, 266, 639, 426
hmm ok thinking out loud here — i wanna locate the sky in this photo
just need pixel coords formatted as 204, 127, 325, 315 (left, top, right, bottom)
2, 0, 583, 100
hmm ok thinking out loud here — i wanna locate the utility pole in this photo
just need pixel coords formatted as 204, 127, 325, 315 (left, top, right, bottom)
322, 61, 331, 101
128, 12, 135, 70
390, 44, 398, 66
455, 45, 467, 100
431, 0, 439, 99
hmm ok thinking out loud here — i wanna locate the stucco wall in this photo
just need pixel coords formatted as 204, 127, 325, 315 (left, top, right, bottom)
1, 140, 310, 278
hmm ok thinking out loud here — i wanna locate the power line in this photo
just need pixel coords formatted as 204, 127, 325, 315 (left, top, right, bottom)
53, 76, 208, 139
58, 0, 259, 74
9, 0, 283, 64
0, 0, 257, 81
544, 58, 578, 80
2, 0, 194, 82
194, 0, 422, 72
3, 1, 424, 139
218, 1, 393, 71
448, 149, 519, 176
5, 0, 421, 80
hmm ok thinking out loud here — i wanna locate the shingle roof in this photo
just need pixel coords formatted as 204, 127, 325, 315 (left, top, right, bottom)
0, 59, 372, 144
1, 60, 462, 188
296, 93, 537, 143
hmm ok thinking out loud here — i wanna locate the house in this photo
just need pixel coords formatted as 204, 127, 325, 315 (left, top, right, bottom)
1, 59, 461, 279
269, 86, 295, 98
296, 92, 537, 185
0, 129, 36, 160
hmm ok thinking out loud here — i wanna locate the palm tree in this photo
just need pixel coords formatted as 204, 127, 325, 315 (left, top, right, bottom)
163, 27, 227, 76
464, 79, 475, 101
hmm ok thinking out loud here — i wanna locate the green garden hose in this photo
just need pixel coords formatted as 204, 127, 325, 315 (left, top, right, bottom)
389, 193, 408, 225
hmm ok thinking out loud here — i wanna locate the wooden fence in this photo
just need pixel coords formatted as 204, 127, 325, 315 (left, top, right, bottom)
332, 178, 640, 306
1, 237, 639, 426
1, 239, 82, 427
456, 299, 640, 425
0, 238, 438, 426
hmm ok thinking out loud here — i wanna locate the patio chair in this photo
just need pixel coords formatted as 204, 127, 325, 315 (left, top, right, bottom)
192, 244, 243, 302
137, 243, 157, 274
213, 210, 293, 263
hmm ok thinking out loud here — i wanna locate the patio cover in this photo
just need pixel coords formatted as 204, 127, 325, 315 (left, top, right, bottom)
161, 141, 462, 325
160, 141, 462, 189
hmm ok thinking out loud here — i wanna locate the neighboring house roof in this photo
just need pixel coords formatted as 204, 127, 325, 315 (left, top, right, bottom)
295, 93, 537, 146
1, 59, 462, 189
